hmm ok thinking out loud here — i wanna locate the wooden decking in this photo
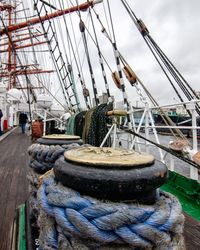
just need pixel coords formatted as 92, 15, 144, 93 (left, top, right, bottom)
0, 128, 199, 250
184, 213, 200, 250
0, 128, 31, 250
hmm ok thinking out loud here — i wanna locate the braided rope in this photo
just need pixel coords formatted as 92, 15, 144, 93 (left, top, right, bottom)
37, 172, 184, 249
27, 143, 82, 222
27, 169, 41, 221
28, 143, 80, 172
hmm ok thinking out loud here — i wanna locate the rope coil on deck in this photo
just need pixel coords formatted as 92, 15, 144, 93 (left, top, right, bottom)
37, 172, 184, 249
27, 143, 86, 222
28, 143, 81, 173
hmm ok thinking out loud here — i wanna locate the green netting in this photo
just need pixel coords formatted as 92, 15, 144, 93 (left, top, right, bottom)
161, 171, 200, 221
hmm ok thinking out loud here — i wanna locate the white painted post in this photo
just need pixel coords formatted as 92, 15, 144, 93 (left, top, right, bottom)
112, 123, 117, 149
186, 100, 198, 180
145, 104, 150, 153
43, 109, 47, 136
148, 109, 165, 162
100, 124, 115, 148
169, 154, 175, 171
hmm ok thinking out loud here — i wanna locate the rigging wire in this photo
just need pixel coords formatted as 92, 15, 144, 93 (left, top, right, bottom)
121, 126, 200, 170
106, 0, 116, 43
79, 18, 100, 106
33, 0, 72, 111
102, 0, 112, 40
49, 7, 77, 109
120, 0, 200, 116
75, 0, 100, 106
66, 0, 118, 107
120, 51, 185, 139
52, 0, 81, 111
0, 14, 34, 121
146, 35, 200, 114
91, 2, 186, 139
92, 1, 132, 128
21, 1, 44, 94
89, 8, 111, 99
59, 0, 91, 109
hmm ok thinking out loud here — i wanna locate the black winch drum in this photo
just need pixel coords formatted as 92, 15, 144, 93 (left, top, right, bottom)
54, 147, 168, 204
37, 134, 83, 145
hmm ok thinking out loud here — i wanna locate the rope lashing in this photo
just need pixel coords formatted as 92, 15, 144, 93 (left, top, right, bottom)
37, 172, 184, 249
28, 143, 80, 173
27, 169, 41, 221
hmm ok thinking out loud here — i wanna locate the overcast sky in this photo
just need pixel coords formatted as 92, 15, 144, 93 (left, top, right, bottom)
102, 0, 200, 107
21, 0, 200, 109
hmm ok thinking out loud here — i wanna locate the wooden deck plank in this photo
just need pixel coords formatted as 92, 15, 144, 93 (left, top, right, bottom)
0, 128, 199, 249
184, 213, 200, 250
0, 128, 31, 250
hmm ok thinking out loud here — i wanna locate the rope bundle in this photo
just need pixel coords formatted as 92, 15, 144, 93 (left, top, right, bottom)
37, 172, 184, 249
27, 143, 82, 223
27, 169, 41, 222
28, 143, 80, 173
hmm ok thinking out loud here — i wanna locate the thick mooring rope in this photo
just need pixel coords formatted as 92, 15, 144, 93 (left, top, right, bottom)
27, 143, 83, 222
37, 172, 184, 249
28, 143, 81, 173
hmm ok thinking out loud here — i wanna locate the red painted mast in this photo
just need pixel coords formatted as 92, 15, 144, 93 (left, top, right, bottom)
0, 0, 101, 35
7, 8, 13, 88
0, 0, 102, 89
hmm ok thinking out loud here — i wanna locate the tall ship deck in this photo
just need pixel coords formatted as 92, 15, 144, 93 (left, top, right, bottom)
0, 129, 199, 249
0, 0, 200, 249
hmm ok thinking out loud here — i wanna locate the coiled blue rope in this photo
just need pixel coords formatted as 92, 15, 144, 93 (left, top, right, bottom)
37, 172, 184, 249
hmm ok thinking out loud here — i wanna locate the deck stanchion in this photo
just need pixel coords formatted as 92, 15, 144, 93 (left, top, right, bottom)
169, 154, 175, 172
43, 109, 47, 136
187, 101, 198, 180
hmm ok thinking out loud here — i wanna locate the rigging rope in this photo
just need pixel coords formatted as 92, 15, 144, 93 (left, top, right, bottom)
120, 125, 200, 170
119, 55, 187, 140
51, 0, 81, 111
146, 35, 200, 115
0, 15, 35, 122
89, 8, 111, 99
60, 0, 91, 110
79, 19, 100, 106
34, 0, 85, 112
33, 1, 71, 110
22, 1, 44, 93
49, 10, 77, 111
91, 6, 132, 128
120, 0, 200, 116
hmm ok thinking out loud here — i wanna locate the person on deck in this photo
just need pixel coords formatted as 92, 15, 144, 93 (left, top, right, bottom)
0, 109, 3, 136
19, 112, 28, 134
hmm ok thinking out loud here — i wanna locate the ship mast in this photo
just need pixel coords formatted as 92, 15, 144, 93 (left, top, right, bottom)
0, 0, 101, 35
0, 0, 102, 101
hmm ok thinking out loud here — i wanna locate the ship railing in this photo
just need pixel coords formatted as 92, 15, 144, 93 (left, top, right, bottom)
103, 99, 199, 180
32, 109, 64, 136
